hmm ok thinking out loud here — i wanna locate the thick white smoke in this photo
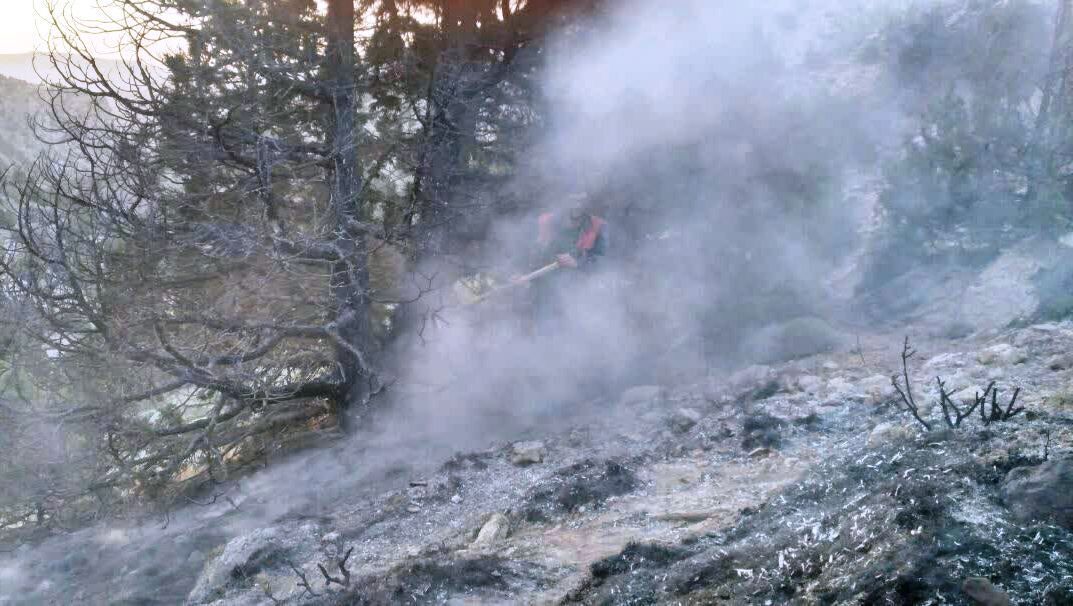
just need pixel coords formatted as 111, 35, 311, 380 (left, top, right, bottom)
384, 0, 919, 452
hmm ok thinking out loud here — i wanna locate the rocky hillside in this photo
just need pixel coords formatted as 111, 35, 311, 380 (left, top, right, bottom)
0, 72, 43, 168
2, 320, 1072, 605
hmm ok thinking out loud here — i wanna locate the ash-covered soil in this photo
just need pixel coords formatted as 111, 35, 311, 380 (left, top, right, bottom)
3, 322, 1073, 605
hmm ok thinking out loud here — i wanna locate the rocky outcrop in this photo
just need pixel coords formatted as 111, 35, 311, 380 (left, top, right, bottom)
1002, 457, 1073, 530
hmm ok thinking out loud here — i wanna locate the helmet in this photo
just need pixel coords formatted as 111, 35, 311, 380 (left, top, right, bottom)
565, 192, 590, 218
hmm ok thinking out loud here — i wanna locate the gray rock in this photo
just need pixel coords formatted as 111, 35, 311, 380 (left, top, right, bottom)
728, 365, 774, 390
510, 440, 546, 466
472, 513, 510, 548
618, 385, 663, 408
949, 384, 990, 407
962, 577, 1011, 606
924, 352, 963, 370
976, 344, 1027, 366
866, 422, 913, 448
667, 407, 702, 434
1048, 353, 1073, 371
824, 376, 856, 399
795, 375, 823, 394
187, 528, 281, 604
859, 374, 895, 404
1002, 456, 1073, 530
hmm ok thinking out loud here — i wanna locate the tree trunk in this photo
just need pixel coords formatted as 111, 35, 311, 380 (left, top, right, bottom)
413, 6, 483, 261
326, 0, 373, 427
1029, 0, 1073, 201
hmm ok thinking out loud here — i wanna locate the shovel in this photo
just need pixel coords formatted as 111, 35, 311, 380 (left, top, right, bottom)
465, 261, 561, 305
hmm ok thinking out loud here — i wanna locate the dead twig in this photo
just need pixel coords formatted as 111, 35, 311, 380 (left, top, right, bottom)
317, 546, 353, 588
287, 560, 320, 598
936, 378, 993, 428
981, 385, 1023, 425
260, 581, 285, 606
891, 336, 931, 430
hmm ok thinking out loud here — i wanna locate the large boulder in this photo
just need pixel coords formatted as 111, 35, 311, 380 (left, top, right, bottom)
187, 528, 284, 604
1001, 457, 1073, 530
741, 317, 848, 364
961, 239, 1050, 329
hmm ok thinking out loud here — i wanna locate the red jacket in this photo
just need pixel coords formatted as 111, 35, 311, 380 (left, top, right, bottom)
537, 212, 607, 255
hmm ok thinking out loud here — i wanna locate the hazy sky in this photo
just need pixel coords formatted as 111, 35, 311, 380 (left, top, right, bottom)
0, 0, 125, 54
0, 0, 38, 53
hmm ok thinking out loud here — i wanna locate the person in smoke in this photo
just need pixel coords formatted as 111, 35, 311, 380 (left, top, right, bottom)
515, 192, 609, 335
534, 193, 608, 270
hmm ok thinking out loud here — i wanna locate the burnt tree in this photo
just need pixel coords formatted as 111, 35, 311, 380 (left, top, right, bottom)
0, 0, 386, 503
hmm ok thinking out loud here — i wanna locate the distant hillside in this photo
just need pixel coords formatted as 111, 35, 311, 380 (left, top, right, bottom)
0, 72, 43, 168
0, 53, 41, 84
0, 52, 128, 86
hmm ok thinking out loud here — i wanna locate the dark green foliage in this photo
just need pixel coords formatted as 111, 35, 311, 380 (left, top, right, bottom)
865, 1, 1070, 290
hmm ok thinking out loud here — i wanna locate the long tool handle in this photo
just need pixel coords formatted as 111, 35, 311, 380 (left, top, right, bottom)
468, 261, 560, 305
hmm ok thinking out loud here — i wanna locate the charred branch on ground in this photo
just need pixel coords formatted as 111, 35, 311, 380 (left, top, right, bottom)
892, 337, 1027, 432
891, 336, 932, 430
318, 546, 354, 588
